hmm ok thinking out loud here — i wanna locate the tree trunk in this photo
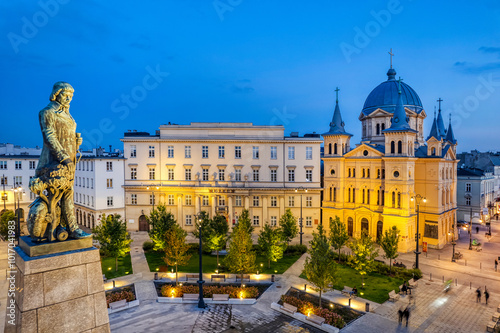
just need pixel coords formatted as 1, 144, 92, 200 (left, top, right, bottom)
319, 289, 322, 308
115, 257, 118, 272
216, 250, 219, 267
390, 259, 392, 274
175, 264, 178, 285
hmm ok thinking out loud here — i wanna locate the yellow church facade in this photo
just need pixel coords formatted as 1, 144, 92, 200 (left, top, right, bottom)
322, 66, 458, 253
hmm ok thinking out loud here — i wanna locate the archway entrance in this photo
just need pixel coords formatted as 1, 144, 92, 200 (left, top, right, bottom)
377, 221, 383, 242
139, 215, 149, 231
347, 217, 353, 237
361, 218, 369, 234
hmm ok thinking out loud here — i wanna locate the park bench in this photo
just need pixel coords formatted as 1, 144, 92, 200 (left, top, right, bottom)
109, 299, 127, 310
493, 313, 500, 321
389, 290, 400, 302
487, 319, 499, 332
341, 286, 354, 297
235, 274, 251, 282
102, 274, 107, 282
212, 294, 230, 301
393, 262, 407, 269
306, 314, 326, 325
280, 302, 297, 314
185, 274, 198, 281
497, 304, 500, 313
182, 293, 199, 301
211, 274, 226, 282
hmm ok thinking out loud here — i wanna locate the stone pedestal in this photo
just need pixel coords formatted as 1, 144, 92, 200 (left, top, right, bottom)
5, 238, 110, 333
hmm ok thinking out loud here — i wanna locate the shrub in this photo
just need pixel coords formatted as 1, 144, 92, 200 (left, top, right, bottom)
280, 295, 345, 328
285, 244, 307, 255
160, 284, 259, 299
142, 241, 155, 252
106, 288, 136, 308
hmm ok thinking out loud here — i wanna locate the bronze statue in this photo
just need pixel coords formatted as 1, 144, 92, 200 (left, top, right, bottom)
27, 82, 91, 242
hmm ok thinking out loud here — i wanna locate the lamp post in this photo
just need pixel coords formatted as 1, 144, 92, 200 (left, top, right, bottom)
12, 184, 23, 244
450, 226, 456, 262
488, 201, 494, 235
146, 186, 159, 211
196, 214, 206, 309
1, 173, 6, 211
295, 187, 308, 245
411, 194, 426, 269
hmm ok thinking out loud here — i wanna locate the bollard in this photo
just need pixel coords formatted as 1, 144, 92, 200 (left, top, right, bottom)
348, 298, 351, 307
304, 284, 307, 291
365, 302, 370, 312
113, 280, 116, 289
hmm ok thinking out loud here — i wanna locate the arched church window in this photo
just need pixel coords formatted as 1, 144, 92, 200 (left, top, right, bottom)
367, 169, 370, 178
381, 123, 385, 130
353, 168, 356, 178
382, 169, 385, 179
334, 143, 338, 155
348, 188, 351, 202
348, 168, 351, 177
328, 143, 332, 155
377, 169, 380, 179
391, 141, 395, 154
376, 123, 380, 135
333, 187, 337, 202
397, 192, 401, 208
362, 169, 365, 178
392, 191, 396, 208
431, 147, 436, 156
397, 141, 402, 154
352, 188, 356, 203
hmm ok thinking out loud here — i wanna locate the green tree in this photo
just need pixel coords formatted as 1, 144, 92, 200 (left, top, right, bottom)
192, 211, 211, 240
147, 204, 176, 251
348, 230, 379, 287
380, 226, 400, 273
236, 209, 254, 234
258, 224, 286, 268
164, 224, 192, 285
329, 216, 350, 262
304, 224, 339, 307
224, 218, 256, 286
208, 215, 229, 267
0, 210, 15, 239
93, 214, 132, 271
279, 209, 298, 246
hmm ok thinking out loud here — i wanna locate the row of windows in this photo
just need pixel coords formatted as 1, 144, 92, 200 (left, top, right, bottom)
130, 194, 314, 207
1, 176, 23, 186
142, 167, 313, 182
389, 140, 414, 156
76, 177, 94, 189
135, 145, 313, 160
341, 168, 385, 179
75, 193, 95, 207
77, 160, 95, 171
178, 214, 313, 227
0, 160, 36, 170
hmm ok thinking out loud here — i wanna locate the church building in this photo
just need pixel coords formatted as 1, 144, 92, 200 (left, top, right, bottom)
322, 62, 458, 252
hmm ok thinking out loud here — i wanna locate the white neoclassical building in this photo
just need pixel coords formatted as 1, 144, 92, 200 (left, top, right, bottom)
121, 123, 322, 234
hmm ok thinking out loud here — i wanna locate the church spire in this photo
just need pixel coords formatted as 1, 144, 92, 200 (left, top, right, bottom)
436, 98, 446, 138
323, 87, 351, 136
445, 113, 457, 144
387, 48, 397, 80
385, 78, 412, 131
426, 109, 439, 141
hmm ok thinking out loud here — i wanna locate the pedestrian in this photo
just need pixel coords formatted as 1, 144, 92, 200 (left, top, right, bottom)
476, 226, 479, 234
398, 307, 404, 325
485, 289, 490, 305
495, 259, 498, 272
402, 281, 408, 295
476, 287, 482, 303
404, 306, 410, 327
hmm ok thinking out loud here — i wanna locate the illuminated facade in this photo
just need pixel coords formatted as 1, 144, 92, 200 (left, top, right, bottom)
322, 66, 458, 251
122, 123, 322, 234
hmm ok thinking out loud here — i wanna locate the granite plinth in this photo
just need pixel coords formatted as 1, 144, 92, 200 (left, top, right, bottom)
4, 245, 110, 333
19, 236, 93, 257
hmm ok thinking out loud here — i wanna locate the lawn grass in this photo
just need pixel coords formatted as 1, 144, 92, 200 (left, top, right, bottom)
101, 254, 133, 279
300, 263, 403, 304
145, 251, 302, 274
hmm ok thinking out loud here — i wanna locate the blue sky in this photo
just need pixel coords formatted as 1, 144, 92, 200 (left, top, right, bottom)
1, 0, 500, 152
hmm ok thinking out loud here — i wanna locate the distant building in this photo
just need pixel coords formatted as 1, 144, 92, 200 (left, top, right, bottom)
457, 168, 495, 223
0, 143, 42, 230
121, 123, 322, 234
75, 147, 125, 229
322, 65, 458, 251
457, 150, 500, 215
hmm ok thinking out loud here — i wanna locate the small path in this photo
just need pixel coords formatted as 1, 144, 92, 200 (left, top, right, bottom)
129, 231, 153, 278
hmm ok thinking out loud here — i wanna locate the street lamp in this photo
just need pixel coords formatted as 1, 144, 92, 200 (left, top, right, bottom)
450, 226, 456, 262
488, 201, 494, 235
411, 194, 426, 269
469, 206, 473, 250
196, 213, 206, 309
1, 173, 7, 211
12, 185, 24, 244
146, 186, 160, 211
295, 187, 308, 245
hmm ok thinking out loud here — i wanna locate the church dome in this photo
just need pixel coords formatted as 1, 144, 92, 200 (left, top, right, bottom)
362, 68, 423, 115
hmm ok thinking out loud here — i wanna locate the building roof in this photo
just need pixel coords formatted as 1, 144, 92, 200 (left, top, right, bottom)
362, 68, 423, 115
457, 168, 486, 177
426, 114, 440, 141
322, 92, 352, 137
0, 154, 39, 159
436, 108, 447, 138
490, 156, 500, 166
383, 79, 416, 133
445, 117, 457, 144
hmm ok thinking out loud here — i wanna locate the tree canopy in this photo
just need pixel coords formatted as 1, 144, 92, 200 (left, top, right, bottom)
92, 214, 132, 271
147, 204, 176, 251
348, 230, 379, 284
279, 209, 298, 245
380, 226, 400, 272
258, 224, 286, 268
329, 216, 349, 262
224, 216, 256, 285
164, 224, 192, 285
0, 210, 15, 239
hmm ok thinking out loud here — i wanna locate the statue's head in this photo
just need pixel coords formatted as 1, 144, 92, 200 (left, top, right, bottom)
50, 82, 74, 107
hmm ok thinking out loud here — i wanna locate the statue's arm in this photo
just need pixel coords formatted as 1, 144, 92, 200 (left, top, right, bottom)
40, 110, 70, 163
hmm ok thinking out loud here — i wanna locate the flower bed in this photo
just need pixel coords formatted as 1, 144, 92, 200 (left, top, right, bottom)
105, 285, 136, 308
161, 284, 258, 299
280, 295, 346, 329
155, 282, 271, 299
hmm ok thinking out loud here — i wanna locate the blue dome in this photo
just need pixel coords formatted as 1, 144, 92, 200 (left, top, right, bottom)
362, 68, 423, 115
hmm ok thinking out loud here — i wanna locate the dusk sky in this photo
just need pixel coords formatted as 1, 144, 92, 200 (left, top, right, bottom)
1, 0, 500, 153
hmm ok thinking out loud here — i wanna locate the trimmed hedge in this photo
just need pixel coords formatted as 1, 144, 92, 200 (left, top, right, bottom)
161, 284, 259, 299
142, 241, 154, 252
284, 244, 307, 255
280, 295, 345, 328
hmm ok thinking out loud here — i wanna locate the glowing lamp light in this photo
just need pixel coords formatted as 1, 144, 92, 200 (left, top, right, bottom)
274, 270, 278, 273
107, 267, 111, 271
156, 268, 159, 272
215, 269, 219, 274
423, 198, 427, 203
360, 292, 364, 296
239, 291, 244, 300
330, 304, 333, 308
260, 263, 263, 267
242, 284, 245, 288
156, 186, 159, 190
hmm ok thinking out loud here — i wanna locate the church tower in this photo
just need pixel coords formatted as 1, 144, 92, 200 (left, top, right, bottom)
323, 88, 352, 156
